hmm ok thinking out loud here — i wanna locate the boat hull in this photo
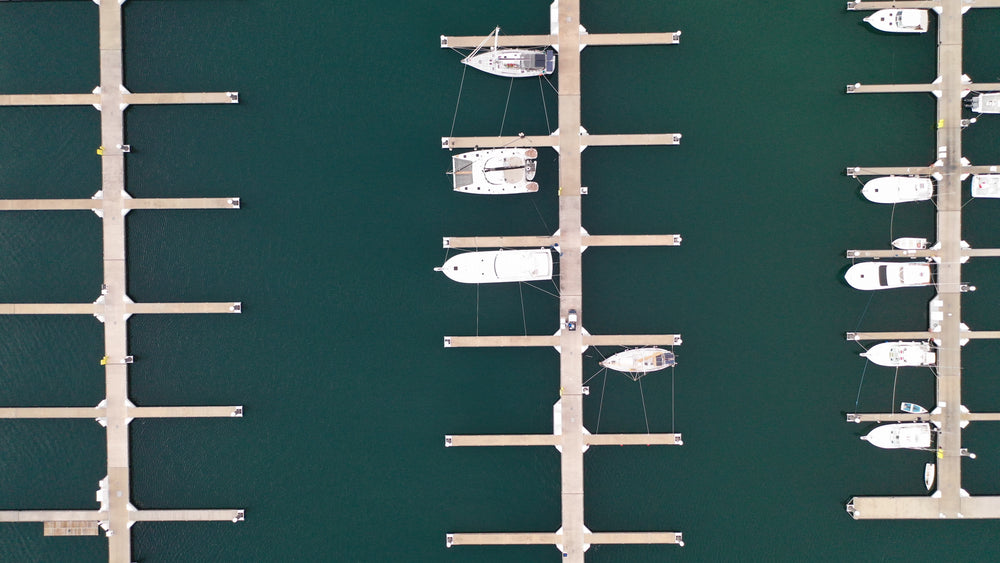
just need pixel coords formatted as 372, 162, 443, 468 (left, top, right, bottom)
845, 262, 932, 290
600, 348, 676, 377
452, 148, 539, 195
860, 423, 932, 449
463, 49, 556, 78
971, 174, 1000, 198
971, 92, 1000, 114
862, 176, 933, 203
925, 462, 936, 490
861, 342, 936, 367
864, 9, 929, 33
892, 237, 928, 250
436, 249, 552, 284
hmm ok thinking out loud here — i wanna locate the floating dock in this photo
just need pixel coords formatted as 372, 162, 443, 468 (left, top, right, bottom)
0, 1, 244, 560
441, 2, 684, 560
845, 0, 1000, 519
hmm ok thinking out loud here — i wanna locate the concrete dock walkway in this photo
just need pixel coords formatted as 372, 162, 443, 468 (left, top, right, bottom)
0, 1, 245, 560
845, 0, 1000, 519
441, 1, 685, 559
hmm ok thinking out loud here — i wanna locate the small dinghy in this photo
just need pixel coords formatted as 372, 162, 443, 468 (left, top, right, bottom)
892, 237, 928, 250
900, 402, 929, 414
924, 462, 936, 490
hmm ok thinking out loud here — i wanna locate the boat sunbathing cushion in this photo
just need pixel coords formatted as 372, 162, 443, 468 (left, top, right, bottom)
504, 157, 524, 183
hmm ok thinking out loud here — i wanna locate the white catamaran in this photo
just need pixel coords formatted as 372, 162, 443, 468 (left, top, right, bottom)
863, 9, 929, 33
600, 348, 676, 380
435, 249, 552, 284
451, 148, 538, 194
844, 262, 932, 290
460, 27, 556, 78
862, 176, 933, 204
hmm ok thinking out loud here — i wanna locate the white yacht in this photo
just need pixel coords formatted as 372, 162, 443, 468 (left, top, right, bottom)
600, 348, 676, 378
969, 92, 1000, 114
862, 176, 933, 203
451, 148, 538, 194
860, 423, 932, 449
461, 28, 556, 78
892, 237, 927, 250
844, 262, 932, 290
861, 341, 936, 367
435, 249, 552, 284
971, 174, 1000, 198
863, 9, 929, 33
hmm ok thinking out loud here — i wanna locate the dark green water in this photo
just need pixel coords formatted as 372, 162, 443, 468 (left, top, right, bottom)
0, 1, 999, 561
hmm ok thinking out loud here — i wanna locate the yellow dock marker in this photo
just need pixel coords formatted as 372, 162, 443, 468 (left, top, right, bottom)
96, 146, 104, 155
100, 356, 108, 365
937, 119, 945, 129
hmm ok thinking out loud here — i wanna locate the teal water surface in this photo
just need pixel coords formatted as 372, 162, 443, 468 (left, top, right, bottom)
0, 1, 999, 562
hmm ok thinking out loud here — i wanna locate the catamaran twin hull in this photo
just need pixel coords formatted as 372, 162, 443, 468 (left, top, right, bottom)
452, 148, 538, 194
435, 249, 553, 284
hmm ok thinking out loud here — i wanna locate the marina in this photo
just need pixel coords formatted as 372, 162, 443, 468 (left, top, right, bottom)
845, 0, 1000, 519
440, 1, 684, 559
0, 1, 243, 561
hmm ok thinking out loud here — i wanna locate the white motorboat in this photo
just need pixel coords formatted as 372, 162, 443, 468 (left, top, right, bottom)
924, 462, 936, 490
862, 176, 933, 203
451, 148, 538, 194
435, 249, 552, 284
860, 423, 932, 449
969, 92, 1000, 113
861, 341, 936, 367
461, 27, 556, 78
892, 237, 928, 250
900, 402, 928, 414
971, 174, 1000, 198
844, 262, 932, 290
600, 347, 676, 380
863, 9, 929, 33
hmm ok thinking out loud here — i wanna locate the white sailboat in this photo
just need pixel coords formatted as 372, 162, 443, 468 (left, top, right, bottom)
461, 27, 556, 78
969, 92, 1000, 113
971, 174, 1000, 198
860, 423, 932, 449
435, 249, 552, 284
863, 9, 929, 33
844, 262, 932, 290
860, 341, 936, 367
862, 176, 933, 203
600, 348, 676, 380
892, 237, 928, 250
451, 148, 538, 194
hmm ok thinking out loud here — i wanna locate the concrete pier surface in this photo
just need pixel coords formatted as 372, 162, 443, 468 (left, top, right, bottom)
441, 1, 684, 559
0, 1, 245, 561
845, 0, 1000, 520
